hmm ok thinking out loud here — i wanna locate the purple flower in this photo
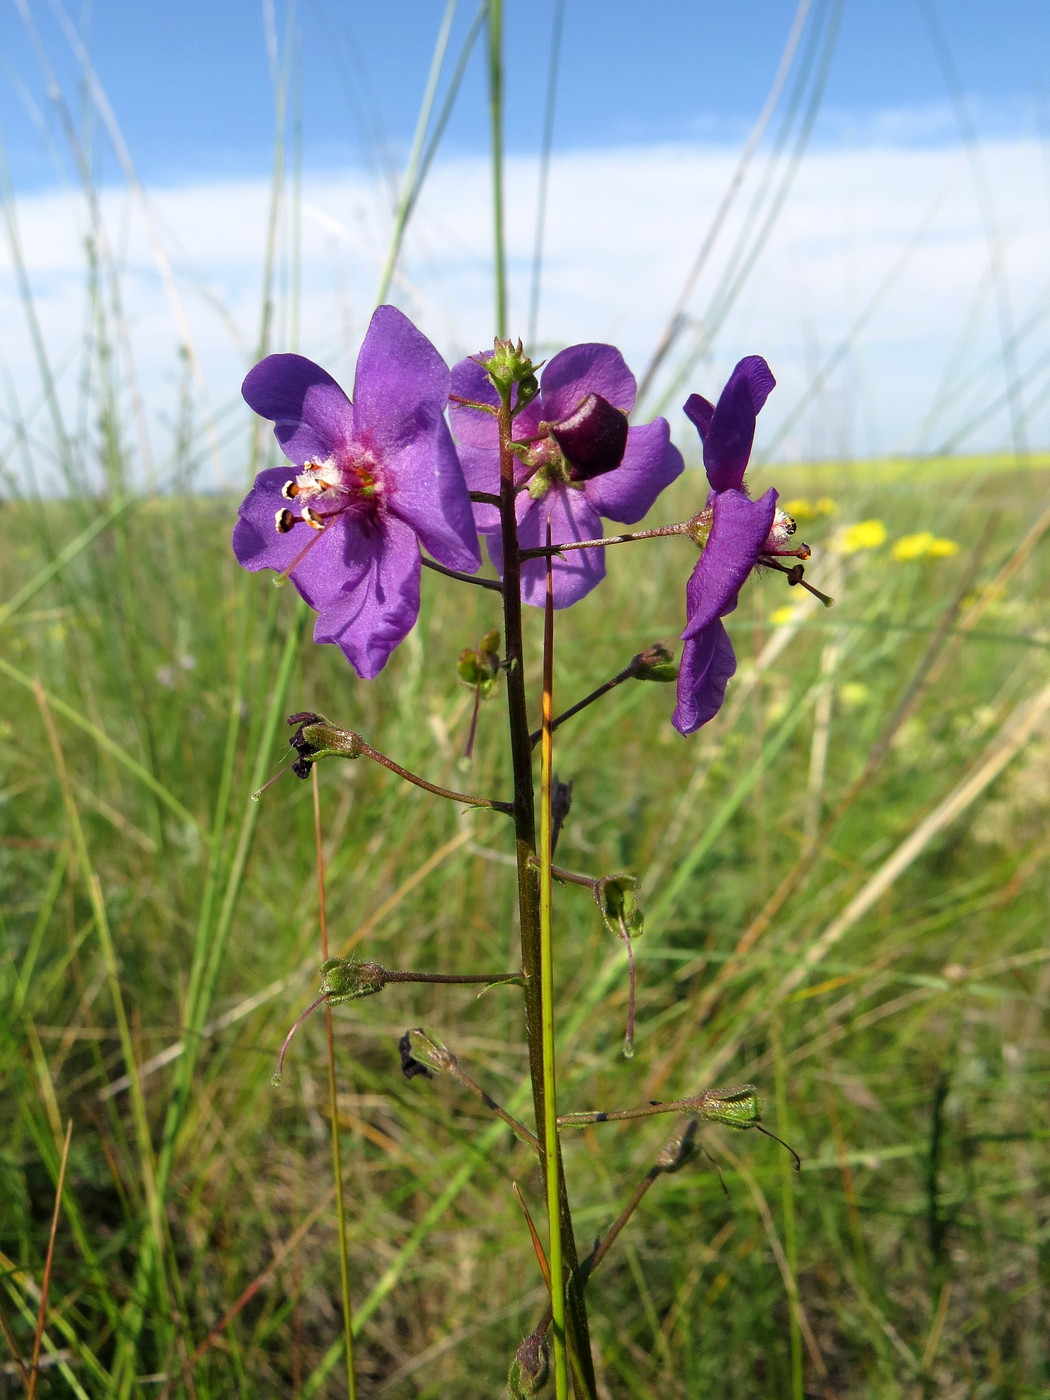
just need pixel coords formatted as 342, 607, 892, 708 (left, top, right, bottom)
450, 344, 683, 607
232, 305, 481, 679
673, 356, 806, 735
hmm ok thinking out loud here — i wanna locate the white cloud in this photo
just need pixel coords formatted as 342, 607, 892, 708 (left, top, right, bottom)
2, 133, 1048, 489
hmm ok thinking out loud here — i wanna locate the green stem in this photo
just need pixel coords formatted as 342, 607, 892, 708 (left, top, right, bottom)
314, 771, 357, 1400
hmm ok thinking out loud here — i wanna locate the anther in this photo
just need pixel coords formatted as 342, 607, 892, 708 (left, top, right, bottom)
302, 506, 326, 530
280, 480, 300, 499
275, 507, 296, 533
784, 514, 796, 536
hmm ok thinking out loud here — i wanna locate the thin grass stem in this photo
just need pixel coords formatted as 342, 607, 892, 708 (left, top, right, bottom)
313, 769, 358, 1400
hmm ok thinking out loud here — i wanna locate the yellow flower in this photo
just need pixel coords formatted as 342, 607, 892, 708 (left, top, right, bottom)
892, 531, 934, 560
927, 537, 959, 557
839, 682, 870, 708
769, 605, 800, 626
782, 496, 838, 523
892, 532, 960, 561
836, 519, 887, 554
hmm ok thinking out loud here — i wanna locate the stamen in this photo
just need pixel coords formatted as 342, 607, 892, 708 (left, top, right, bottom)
783, 514, 797, 536
762, 556, 835, 608
275, 527, 328, 585
302, 506, 326, 530
275, 507, 296, 533
280, 480, 300, 499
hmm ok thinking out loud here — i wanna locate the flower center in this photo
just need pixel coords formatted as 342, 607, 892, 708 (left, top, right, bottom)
274, 452, 384, 537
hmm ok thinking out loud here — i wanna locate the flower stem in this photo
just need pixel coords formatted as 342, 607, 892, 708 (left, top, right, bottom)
520, 521, 689, 559
421, 556, 503, 593
356, 737, 514, 815
539, 519, 568, 1400
528, 663, 637, 747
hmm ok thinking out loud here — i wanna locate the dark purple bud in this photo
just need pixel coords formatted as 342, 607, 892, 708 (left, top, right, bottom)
508, 1331, 550, 1398
548, 393, 629, 481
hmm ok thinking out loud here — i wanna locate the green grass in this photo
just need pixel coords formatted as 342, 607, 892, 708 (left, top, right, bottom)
4, 457, 1050, 1396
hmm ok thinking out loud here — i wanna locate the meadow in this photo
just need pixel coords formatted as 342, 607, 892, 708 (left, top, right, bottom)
4, 2, 1050, 1394
4, 443, 1050, 1395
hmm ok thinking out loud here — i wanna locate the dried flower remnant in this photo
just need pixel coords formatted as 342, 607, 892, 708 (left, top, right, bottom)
450, 342, 683, 607
233, 305, 481, 678
673, 356, 829, 735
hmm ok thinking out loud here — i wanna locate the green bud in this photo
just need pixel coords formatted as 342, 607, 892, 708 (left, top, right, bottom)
515, 371, 540, 410
287, 711, 363, 779
526, 467, 553, 501
402, 1027, 455, 1076
456, 630, 502, 696
482, 338, 539, 396
319, 957, 386, 1004
630, 643, 678, 683
507, 1331, 550, 1399
697, 1084, 762, 1130
596, 874, 645, 939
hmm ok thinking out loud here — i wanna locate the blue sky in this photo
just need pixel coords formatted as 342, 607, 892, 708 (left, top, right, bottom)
4, 0, 1046, 189
1, 1, 1048, 469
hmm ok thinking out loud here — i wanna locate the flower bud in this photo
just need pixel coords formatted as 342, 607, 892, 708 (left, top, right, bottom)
319, 957, 386, 1003
697, 1084, 762, 1130
457, 629, 502, 696
400, 1027, 455, 1078
287, 711, 364, 778
546, 393, 628, 482
595, 874, 645, 939
483, 338, 540, 397
629, 643, 678, 683
507, 1331, 550, 1398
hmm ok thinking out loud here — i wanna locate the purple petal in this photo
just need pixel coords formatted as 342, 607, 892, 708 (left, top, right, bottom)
488, 488, 606, 608
232, 467, 357, 613
313, 514, 422, 679
449, 357, 501, 448
351, 305, 451, 459
242, 356, 354, 467
681, 488, 778, 639
692, 356, 776, 493
538, 344, 636, 420
584, 419, 684, 523
385, 419, 480, 574
683, 393, 714, 438
672, 621, 737, 735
